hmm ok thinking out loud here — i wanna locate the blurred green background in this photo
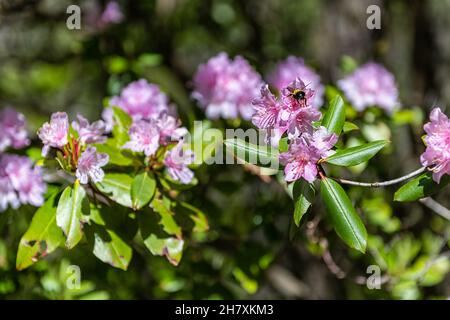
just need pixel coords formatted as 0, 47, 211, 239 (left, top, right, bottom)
1, 0, 450, 299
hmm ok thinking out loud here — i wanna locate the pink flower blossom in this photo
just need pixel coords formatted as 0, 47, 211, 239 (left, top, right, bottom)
268, 56, 324, 108
281, 79, 321, 138
0, 108, 29, 152
156, 113, 188, 145
0, 154, 46, 211
192, 52, 264, 120
122, 120, 160, 157
420, 108, 450, 183
337, 62, 400, 112
109, 79, 170, 121
101, 107, 114, 133
252, 78, 322, 146
76, 146, 109, 184
37, 112, 69, 156
252, 85, 282, 129
280, 127, 337, 183
100, 1, 124, 26
72, 114, 107, 145
164, 141, 194, 184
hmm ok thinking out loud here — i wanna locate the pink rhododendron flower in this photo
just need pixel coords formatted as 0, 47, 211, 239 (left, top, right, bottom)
337, 62, 400, 112
164, 141, 194, 184
192, 52, 264, 120
252, 78, 321, 146
156, 113, 188, 145
100, 1, 124, 26
280, 127, 337, 183
420, 108, 450, 183
72, 114, 107, 145
281, 79, 321, 138
268, 56, 324, 108
0, 154, 46, 211
76, 146, 109, 184
122, 120, 160, 157
109, 79, 170, 121
37, 112, 69, 156
252, 85, 282, 129
101, 107, 114, 133
0, 108, 29, 152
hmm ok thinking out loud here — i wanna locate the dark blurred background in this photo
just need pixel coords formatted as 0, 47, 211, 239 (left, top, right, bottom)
1, 0, 450, 299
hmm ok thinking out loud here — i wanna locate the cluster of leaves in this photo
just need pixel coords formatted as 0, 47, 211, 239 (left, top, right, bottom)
16, 108, 208, 271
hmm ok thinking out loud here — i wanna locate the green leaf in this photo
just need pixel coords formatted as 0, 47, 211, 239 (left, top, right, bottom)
322, 95, 345, 136
150, 197, 182, 238
320, 177, 367, 253
96, 173, 133, 208
143, 234, 184, 266
394, 172, 450, 202
175, 202, 209, 233
343, 121, 359, 133
16, 193, 65, 270
224, 138, 279, 169
323, 140, 389, 167
94, 142, 133, 166
131, 172, 156, 210
56, 181, 90, 249
138, 209, 184, 266
111, 106, 132, 146
292, 179, 315, 226
278, 137, 289, 153
86, 224, 132, 271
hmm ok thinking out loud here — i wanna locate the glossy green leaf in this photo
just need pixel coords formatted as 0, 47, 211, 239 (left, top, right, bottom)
16, 193, 65, 270
94, 142, 133, 166
150, 197, 182, 238
292, 179, 315, 226
278, 137, 289, 153
143, 234, 183, 266
343, 121, 359, 133
322, 95, 345, 136
96, 173, 133, 208
138, 209, 184, 266
224, 138, 279, 169
175, 202, 209, 233
56, 181, 90, 249
111, 106, 132, 146
131, 172, 156, 210
324, 140, 389, 167
320, 177, 367, 253
394, 172, 450, 202
87, 224, 132, 271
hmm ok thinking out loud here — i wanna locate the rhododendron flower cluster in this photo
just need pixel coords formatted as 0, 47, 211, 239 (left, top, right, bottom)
252, 78, 321, 144
192, 52, 264, 120
76, 146, 110, 184
38, 112, 109, 184
0, 108, 46, 212
87, 0, 124, 31
337, 62, 400, 112
252, 78, 337, 183
268, 56, 324, 108
163, 141, 195, 184
0, 154, 46, 212
106, 79, 171, 124
420, 108, 450, 183
280, 127, 338, 183
122, 114, 193, 184
0, 108, 29, 152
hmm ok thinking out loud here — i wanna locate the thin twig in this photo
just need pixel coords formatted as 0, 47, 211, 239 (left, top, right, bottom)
334, 167, 427, 188
419, 197, 450, 220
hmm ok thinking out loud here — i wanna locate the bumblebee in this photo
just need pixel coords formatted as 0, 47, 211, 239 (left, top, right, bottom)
291, 89, 306, 101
